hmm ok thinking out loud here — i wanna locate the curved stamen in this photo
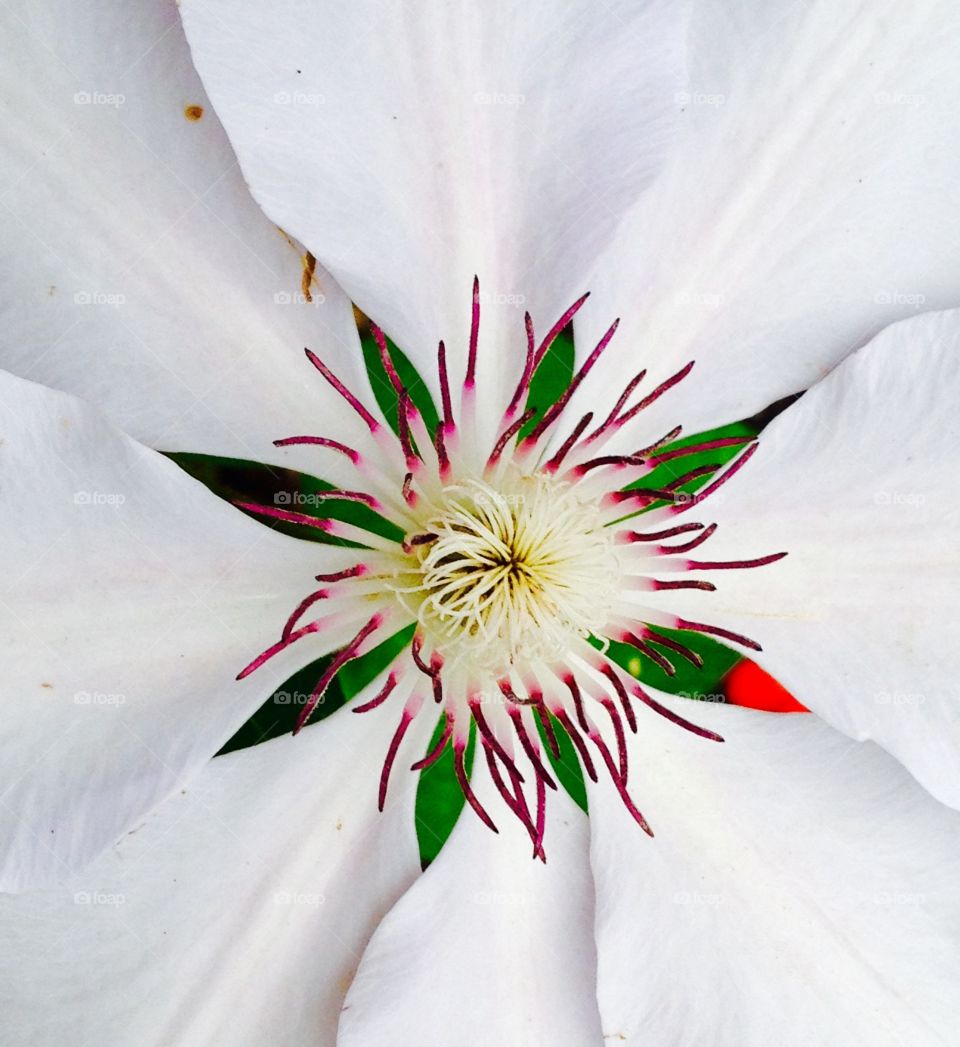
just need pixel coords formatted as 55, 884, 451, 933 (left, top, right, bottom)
590, 729, 653, 836
371, 323, 404, 395
503, 311, 537, 418
455, 737, 498, 833
411, 710, 454, 770
507, 706, 558, 790
671, 442, 759, 514
487, 407, 536, 467
236, 619, 323, 680
534, 291, 590, 369
646, 434, 753, 467
273, 436, 361, 463
437, 340, 454, 429
235, 502, 336, 532
465, 275, 481, 387
643, 629, 704, 670
658, 523, 718, 555
379, 697, 421, 811
651, 579, 717, 592
614, 360, 695, 429
687, 552, 788, 570
543, 412, 594, 473
305, 348, 381, 433
600, 697, 629, 780
552, 708, 598, 782
483, 744, 544, 860
618, 522, 706, 544
588, 368, 646, 440
353, 671, 399, 714
522, 317, 620, 447
281, 589, 328, 641
598, 662, 638, 733
536, 703, 561, 759
294, 614, 385, 733
675, 617, 763, 652
471, 700, 524, 782
316, 564, 369, 583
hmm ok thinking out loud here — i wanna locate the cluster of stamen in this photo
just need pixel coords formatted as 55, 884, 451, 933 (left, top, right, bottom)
235, 279, 786, 859
394, 474, 621, 673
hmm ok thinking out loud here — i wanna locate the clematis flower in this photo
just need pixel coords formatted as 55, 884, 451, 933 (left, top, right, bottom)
3, 2, 960, 1046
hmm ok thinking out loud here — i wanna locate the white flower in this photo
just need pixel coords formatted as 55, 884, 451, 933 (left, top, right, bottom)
2, 2, 960, 1046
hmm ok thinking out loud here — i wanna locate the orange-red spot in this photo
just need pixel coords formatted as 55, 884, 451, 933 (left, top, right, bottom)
723, 659, 808, 713
183, 104, 204, 122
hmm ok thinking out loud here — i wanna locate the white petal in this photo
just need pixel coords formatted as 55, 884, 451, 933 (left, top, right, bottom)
642, 308, 960, 808
589, 696, 960, 1046
0, 371, 359, 889
0, 0, 369, 472
338, 761, 603, 1046
179, 0, 688, 422
0, 703, 421, 1046
574, 0, 960, 447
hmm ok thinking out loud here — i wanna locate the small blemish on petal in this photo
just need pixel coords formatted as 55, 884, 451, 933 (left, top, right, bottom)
40, 682, 53, 689
183, 104, 204, 122
301, 251, 317, 302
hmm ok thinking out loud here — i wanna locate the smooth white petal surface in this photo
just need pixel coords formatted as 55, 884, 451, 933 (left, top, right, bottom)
574, 0, 960, 447
179, 0, 688, 423
0, 704, 422, 1046
590, 696, 960, 1046
643, 309, 960, 808
0, 0, 369, 473
0, 371, 358, 889
338, 764, 603, 1046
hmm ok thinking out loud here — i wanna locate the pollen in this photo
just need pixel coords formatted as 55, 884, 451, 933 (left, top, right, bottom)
400, 475, 619, 674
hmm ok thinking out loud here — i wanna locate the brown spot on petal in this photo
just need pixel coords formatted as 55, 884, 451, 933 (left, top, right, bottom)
183, 104, 204, 122
40, 682, 53, 689
352, 303, 371, 335
300, 251, 317, 302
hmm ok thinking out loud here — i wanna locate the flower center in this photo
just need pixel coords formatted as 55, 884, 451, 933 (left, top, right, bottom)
400, 473, 619, 674
235, 278, 789, 859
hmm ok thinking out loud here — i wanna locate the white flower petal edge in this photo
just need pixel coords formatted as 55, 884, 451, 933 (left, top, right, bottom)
0, 0, 368, 475
338, 766, 603, 1047
643, 308, 960, 809
0, 369, 362, 890
589, 696, 960, 1046
573, 0, 960, 447
178, 0, 689, 428
0, 703, 421, 1046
